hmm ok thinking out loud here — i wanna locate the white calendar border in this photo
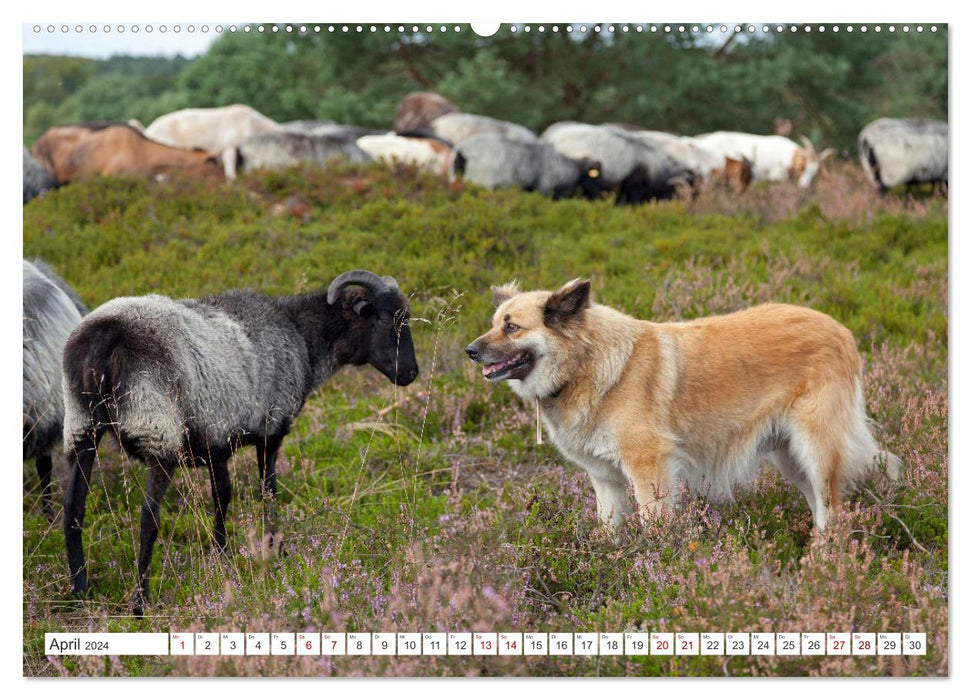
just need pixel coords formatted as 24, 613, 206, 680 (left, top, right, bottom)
9, 0, 961, 694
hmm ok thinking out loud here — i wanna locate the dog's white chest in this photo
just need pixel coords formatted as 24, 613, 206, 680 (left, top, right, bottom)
544, 413, 624, 479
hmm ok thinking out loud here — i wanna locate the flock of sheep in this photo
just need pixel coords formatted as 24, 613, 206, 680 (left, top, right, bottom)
23, 91, 949, 615
23, 91, 949, 205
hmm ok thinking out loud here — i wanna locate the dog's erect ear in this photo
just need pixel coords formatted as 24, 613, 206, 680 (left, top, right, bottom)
544, 278, 591, 326
491, 281, 520, 308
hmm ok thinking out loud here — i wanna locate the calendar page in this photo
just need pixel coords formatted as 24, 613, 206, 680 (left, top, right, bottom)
20, 4, 949, 680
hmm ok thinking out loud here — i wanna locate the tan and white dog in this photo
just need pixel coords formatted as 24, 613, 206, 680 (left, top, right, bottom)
466, 279, 900, 531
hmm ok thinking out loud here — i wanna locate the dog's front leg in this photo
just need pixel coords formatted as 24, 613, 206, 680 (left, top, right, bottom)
588, 471, 631, 530
623, 443, 674, 523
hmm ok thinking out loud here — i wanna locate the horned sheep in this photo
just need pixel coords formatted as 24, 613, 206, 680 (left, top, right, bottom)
61, 270, 419, 615
23, 259, 87, 518
692, 131, 834, 188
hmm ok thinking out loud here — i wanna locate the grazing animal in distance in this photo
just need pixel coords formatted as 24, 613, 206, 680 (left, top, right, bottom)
607, 128, 753, 193
693, 131, 834, 188
357, 132, 454, 176
61, 270, 419, 615
428, 112, 538, 145
393, 92, 460, 134
31, 123, 224, 183
466, 279, 900, 533
145, 105, 283, 180
23, 148, 59, 203
23, 259, 87, 519
858, 118, 948, 194
281, 119, 338, 133
232, 131, 372, 178
543, 123, 696, 203
450, 133, 603, 200
286, 123, 384, 140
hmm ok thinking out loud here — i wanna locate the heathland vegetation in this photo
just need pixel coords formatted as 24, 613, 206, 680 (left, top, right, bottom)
23, 160, 947, 676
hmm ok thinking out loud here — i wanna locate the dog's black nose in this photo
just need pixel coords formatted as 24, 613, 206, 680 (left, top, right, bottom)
465, 343, 480, 362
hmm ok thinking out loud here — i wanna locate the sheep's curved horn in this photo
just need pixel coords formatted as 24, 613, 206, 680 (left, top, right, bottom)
327, 269, 391, 305
381, 275, 400, 292
798, 134, 816, 155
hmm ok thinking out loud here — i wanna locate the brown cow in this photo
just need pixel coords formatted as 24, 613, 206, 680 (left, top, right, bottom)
31, 123, 224, 183
392, 92, 460, 134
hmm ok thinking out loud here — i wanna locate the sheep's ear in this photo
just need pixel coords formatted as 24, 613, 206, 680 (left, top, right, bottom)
544, 278, 590, 327
491, 281, 519, 308
352, 298, 373, 317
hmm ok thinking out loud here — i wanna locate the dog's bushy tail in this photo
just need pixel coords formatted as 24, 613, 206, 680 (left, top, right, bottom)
842, 381, 902, 487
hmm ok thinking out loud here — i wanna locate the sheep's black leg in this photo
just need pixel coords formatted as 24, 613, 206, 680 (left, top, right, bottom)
256, 436, 283, 547
133, 460, 176, 617
207, 457, 232, 552
36, 454, 54, 521
64, 429, 103, 597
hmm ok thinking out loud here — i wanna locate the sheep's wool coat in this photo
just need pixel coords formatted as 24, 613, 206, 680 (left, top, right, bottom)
63, 293, 335, 461
23, 260, 84, 458
454, 135, 590, 195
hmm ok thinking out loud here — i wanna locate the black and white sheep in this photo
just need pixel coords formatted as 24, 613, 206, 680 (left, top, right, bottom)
427, 112, 538, 145
23, 259, 87, 518
23, 148, 59, 203
858, 118, 948, 193
450, 133, 604, 200
231, 131, 372, 179
542, 123, 696, 204
61, 270, 419, 615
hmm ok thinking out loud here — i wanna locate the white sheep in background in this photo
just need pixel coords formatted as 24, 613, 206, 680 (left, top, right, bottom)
693, 131, 834, 188
357, 132, 454, 176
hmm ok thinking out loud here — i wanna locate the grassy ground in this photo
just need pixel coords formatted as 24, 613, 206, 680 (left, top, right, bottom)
23, 162, 947, 676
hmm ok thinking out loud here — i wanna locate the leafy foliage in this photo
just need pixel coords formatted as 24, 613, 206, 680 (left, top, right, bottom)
24, 25, 947, 152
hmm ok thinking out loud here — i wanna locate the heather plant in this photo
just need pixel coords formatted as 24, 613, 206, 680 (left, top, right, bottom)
23, 162, 946, 676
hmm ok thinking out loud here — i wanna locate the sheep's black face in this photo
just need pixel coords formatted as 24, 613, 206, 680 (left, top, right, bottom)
578, 159, 606, 200
351, 291, 419, 386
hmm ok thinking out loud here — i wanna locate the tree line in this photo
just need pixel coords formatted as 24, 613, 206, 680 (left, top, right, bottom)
23, 25, 947, 153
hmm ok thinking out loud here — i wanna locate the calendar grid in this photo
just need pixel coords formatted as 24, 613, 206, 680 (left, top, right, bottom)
44, 631, 927, 657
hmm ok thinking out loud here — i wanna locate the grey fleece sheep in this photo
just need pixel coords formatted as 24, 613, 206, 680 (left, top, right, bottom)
23, 148, 59, 203
542, 122, 697, 204
232, 131, 372, 177
61, 270, 419, 615
428, 112, 537, 145
451, 134, 604, 200
282, 120, 384, 140
858, 118, 948, 193
23, 259, 86, 518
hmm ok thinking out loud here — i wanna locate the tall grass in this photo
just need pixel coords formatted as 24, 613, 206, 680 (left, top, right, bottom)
23, 162, 946, 676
